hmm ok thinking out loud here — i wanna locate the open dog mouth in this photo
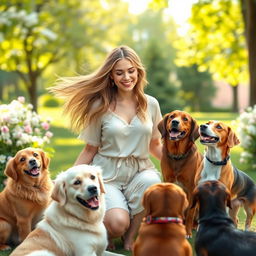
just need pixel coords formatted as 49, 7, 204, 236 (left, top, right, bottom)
200, 132, 219, 144
169, 128, 186, 141
24, 166, 41, 177
76, 196, 99, 210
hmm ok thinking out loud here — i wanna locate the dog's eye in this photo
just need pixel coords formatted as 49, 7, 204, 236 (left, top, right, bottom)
33, 153, 38, 157
183, 117, 188, 121
20, 157, 26, 162
90, 175, 96, 180
74, 180, 81, 185
169, 115, 174, 119
216, 124, 222, 129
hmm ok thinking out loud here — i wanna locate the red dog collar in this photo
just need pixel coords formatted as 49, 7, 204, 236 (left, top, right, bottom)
144, 216, 183, 224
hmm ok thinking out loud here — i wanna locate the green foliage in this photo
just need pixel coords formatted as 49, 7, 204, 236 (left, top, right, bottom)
176, 65, 216, 112
39, 94, 62, 107
175, 0, 248, 87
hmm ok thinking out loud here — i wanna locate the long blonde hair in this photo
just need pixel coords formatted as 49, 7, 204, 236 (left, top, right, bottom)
49, 45, 148, 133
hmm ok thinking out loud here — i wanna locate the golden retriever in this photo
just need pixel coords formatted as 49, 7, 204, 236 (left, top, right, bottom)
0, 147, 53, 251
10, 164, 124, 256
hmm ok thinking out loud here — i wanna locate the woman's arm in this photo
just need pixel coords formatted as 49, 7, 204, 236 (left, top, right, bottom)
149, 138, 162, 161
74, 144, 98, 165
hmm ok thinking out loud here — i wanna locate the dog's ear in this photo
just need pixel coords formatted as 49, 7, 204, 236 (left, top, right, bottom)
97, 170, 106, 194
4, 157, 18, 181
190, 118, 200, 142
142, 189, 152, 216
39, 149, 50, 169
158, 114, 169, 138
190, 188, 199, 209
51, 179, 67, 206
227, 128, 240, 148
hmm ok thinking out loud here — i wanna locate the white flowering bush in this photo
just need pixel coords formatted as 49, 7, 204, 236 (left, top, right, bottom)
236, 105, 256, 170
0, 97, 53, 189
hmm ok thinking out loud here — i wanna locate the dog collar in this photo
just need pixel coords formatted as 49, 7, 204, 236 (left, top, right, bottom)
206, 155, 230, 166
144, 216, 183, 224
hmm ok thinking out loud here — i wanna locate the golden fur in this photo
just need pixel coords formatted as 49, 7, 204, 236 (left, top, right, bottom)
0, 147, 53, 251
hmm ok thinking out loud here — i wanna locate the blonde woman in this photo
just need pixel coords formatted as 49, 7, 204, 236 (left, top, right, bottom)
50, 46, 162, 251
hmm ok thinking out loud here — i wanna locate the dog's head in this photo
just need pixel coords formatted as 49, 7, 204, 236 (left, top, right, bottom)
158, 110, 199, 142
142, 183, 188, 219
4, 147, 50, 182
191, 180, 232, 217
51, 164, 105, 221
199, 121, 240, 149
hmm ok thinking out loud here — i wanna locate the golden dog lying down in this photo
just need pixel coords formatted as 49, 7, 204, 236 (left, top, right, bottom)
0, 147, 53, 251
11, 164, 124, 256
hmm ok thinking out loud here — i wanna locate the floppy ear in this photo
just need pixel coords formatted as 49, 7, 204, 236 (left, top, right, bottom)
51, 179, 67, 206
4, 157, 18, 181
227, 128, 240, 148
158, 114, 169, 138
39, 149, 50, 169
142, 189, 152, 216
97, 171, 106, 194
190, 188, 199, 209
190, 118, 200, 142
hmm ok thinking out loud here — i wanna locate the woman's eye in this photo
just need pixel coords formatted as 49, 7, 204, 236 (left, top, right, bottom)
74, 180, 81, 185
116, 72, 123, 76
129, 69, 135, 73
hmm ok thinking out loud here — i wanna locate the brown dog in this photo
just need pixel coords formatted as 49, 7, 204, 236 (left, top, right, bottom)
158, 110, 203, 237
133, 183, 192, 256
0, 147, 53, 251
191, 180, 256, 256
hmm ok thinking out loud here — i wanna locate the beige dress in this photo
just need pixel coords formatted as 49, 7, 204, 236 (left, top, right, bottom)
79, 95, 162, 216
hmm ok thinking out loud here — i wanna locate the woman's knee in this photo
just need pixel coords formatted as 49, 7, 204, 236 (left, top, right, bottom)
104, 208, 130, 237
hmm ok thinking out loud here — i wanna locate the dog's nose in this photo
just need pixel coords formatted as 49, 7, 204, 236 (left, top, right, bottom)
172, 120, 179, 126
88, 185, 97, 195
200, 124, 208, 130
29, 159, 36, 166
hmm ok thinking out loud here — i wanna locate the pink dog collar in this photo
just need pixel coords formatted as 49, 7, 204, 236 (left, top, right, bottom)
144, 216, 183, 224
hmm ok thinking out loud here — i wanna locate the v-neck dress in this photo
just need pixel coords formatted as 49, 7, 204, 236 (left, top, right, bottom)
78, 95, 162, 215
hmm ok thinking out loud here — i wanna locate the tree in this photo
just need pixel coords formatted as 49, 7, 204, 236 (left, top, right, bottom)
175, 0, 248, 112
240, 0, 256, 106
0, 0, 131, 111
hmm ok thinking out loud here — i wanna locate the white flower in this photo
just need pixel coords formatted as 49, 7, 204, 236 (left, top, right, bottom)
0, 155, 6, 164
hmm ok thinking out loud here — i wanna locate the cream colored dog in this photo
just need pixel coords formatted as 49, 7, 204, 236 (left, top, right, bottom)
10, 164, 124, 256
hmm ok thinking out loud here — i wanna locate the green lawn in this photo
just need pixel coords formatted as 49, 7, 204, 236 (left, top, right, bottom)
0, 108, 255, 256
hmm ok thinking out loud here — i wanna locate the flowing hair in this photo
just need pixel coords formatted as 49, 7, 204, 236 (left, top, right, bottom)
49, 45, 148, 133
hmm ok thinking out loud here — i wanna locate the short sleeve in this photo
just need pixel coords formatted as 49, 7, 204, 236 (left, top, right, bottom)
148, 96, 162, 139
78, 117, 102, 147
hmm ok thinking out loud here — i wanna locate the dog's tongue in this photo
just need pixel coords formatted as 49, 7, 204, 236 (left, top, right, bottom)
170, 130, 180, 137
87, 197, 99, 208
30, 167, 40, 175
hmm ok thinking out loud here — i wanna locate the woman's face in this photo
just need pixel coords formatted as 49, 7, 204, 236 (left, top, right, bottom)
111, 58, 138, 93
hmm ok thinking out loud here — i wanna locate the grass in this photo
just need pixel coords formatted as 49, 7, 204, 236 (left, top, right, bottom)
0, 108, 255, 256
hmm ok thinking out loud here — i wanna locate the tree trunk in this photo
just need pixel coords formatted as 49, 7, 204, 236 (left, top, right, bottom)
241, 0, 256, 106
28, 73, 38, 112
232, 85, 239, 112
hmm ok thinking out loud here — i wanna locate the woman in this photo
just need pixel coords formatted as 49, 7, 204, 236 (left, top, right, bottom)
50, 45, 163, 251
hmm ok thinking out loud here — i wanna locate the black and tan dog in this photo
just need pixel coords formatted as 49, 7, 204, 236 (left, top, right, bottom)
158, 110, 203, 237
198, 120, 256, 230
191, 180, 256, 256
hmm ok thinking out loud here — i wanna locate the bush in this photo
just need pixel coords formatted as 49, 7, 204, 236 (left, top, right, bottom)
236, 105, 256, 171
0, 97, 54, 190
39, 94, 62, 107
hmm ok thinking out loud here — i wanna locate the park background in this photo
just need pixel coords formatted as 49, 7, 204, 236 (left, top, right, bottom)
1, 0, 256, 255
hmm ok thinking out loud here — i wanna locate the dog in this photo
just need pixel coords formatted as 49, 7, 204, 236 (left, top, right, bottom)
191, 180, 256, 256
0, 147, 53, 251
133, 183, 192, 256
197, 120, 256, 229
10, 164, 124, 256
158, 110, 203, 237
